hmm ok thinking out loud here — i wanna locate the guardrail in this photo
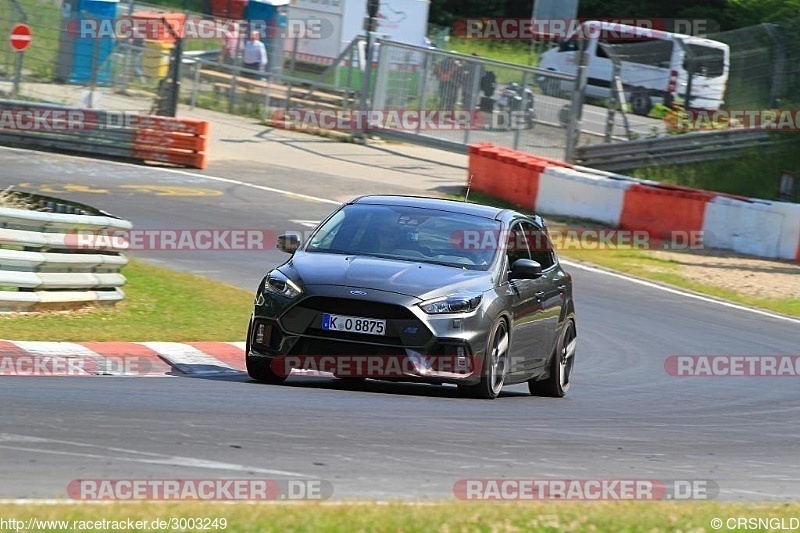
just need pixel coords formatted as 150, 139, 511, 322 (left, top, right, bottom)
0, 99, 209, 169
575, 129, 778, 172
0, 193, 131, 313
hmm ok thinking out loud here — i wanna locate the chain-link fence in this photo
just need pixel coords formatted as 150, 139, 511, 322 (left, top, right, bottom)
571, 17, 800, 145
371, 39, 582, 160
0, 0, 181, 113
4, 0, 800, 164
709, 18, 800, 109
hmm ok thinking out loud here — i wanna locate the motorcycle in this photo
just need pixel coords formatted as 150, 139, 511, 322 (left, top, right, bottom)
495, 83, 537, 129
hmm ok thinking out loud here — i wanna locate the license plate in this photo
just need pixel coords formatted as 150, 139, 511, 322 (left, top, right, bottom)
321, 313, 386, 336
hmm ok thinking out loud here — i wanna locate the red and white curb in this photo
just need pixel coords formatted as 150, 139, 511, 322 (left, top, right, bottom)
0, 341, 247, 377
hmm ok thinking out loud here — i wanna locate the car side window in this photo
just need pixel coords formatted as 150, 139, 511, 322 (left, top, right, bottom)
505, 222, 531, 270
522, 221, 555, 270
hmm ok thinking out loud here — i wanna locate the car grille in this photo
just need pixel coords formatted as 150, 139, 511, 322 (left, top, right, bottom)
280, 296, 430, 346
297, 297, 417, 319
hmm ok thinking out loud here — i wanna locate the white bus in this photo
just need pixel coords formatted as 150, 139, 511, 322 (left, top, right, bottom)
536, 21, 730, 116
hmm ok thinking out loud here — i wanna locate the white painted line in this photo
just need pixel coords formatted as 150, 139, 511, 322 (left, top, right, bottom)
139, 342, 241, 374
0, 146, 340, 205
291, 219, 322, 228
6, 341, 98, 375
561, 259, 800, 324
0, 445, 309, 478
0, 433, 312, 478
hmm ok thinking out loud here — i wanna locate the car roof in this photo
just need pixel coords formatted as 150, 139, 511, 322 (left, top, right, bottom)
349, 195, 516, 220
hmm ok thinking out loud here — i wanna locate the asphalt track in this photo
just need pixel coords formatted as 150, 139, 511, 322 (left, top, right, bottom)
1, 147, 798, 501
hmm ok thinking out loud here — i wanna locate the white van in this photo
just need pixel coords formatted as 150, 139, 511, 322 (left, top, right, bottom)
536, 21, 730, 116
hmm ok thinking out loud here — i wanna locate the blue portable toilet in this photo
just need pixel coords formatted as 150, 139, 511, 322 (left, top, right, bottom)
243, 0, 289, 75
70, 0, 119, 84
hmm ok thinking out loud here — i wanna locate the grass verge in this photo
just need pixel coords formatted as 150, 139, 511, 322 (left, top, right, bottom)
562, 247, 800, 317
630, 135, 800, 202
1, 501, 798, 532
450, 191, 800, 318
0, 259, 254, 341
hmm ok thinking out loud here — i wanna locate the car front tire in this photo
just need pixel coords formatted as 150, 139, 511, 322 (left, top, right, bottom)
630, 90, 652, 116
529, 318, 576, 398
246, 355, 287, 384
459, 318, 509, 400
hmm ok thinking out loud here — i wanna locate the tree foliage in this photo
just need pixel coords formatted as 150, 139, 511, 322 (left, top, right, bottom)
428, 0, 800, 32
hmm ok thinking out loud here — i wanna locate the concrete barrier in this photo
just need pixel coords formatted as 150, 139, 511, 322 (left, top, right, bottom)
0, 100, 209, 169
537, 167, 632, 227
620, 184, 716, 238
467, 142, 800, 261
703, 197, 785, 258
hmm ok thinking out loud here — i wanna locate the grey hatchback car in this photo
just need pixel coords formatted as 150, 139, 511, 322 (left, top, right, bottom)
246, 195, 576, 399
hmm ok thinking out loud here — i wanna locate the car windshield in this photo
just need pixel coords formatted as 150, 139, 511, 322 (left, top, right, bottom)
305, 203, 502, 271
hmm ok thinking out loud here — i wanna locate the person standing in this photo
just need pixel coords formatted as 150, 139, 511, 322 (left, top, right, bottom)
435, 55, 461, 112
219, 20, 240, 66
242, 31, 267, 79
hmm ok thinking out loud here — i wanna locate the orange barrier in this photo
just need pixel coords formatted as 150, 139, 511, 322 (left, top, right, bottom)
467, 143, 570, 210
131, 115, 209, 169
131, 12, 187, 43
620, 184, 715, 238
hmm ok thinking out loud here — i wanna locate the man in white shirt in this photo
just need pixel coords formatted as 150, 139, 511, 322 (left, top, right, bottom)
243, 31, 268, 79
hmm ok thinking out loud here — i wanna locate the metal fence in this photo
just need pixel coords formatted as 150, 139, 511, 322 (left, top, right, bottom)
3, 0, 800, 166
371, 39, 581, 160
709, 18, 800, 109
579, 17, 800, 148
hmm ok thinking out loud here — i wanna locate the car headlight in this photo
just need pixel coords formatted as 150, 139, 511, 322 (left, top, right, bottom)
263, 270, 303, 299
419, 294, 482, 314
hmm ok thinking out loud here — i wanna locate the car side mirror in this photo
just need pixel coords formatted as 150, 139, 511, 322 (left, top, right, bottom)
510, 259, 542, 280
276, 233, 300, 254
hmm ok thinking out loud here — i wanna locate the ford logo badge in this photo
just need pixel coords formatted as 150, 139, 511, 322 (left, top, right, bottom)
350, 290, 367, 296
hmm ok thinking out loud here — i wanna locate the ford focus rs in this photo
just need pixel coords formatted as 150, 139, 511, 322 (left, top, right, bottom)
246, 195, 576, 399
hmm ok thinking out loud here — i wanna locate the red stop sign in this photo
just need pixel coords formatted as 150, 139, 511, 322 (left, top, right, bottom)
10, 23, 32, 52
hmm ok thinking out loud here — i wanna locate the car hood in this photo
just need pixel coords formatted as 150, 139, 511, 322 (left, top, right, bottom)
281, 252, 494, 300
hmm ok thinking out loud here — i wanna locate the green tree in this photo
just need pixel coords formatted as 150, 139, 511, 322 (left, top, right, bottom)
429, 0, 508, 27
726, 0, 800, 27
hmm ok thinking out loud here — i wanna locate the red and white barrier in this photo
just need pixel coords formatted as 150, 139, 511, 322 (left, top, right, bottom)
703, 197, 785, 258
537, 167, 631, 227
468, 142, 800, 261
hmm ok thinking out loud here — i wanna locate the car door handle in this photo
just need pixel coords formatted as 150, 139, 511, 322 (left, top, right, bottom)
534, 290, 545, 299
556, 284, 567, 293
